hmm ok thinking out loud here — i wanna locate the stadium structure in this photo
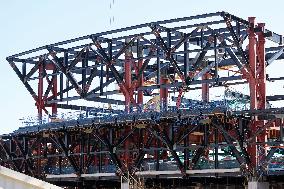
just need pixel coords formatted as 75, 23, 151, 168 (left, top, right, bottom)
2, 11, 284, 188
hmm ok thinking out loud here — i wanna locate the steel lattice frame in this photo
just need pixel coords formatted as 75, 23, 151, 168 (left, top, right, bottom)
2, 11, 284, 187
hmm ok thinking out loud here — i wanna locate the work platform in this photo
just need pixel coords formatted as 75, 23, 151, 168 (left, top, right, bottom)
2, 11, 284, 188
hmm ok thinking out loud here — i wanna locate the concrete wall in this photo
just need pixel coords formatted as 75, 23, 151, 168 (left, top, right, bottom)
0, 166, 62, 189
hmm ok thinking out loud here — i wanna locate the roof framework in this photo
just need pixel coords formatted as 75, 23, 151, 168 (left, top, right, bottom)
6, 11, 284, 115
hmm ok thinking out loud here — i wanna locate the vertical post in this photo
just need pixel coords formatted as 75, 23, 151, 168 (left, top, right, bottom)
183, 136, 189, 170
37, 140, 41, 176
167, 30, 171, 49
23, 137, 31, 173
256, 23, 267, 165
214, 127, 219, 169
204, 124, 209, 160
59, 156, 62, 174
236, 21, 241, 37
214, 35, 219, 82
37, 60, 44, 120
64, 52, 69, 104
155, 139, 160, 171
99, 141, 102, 173
157, 47, 161, 85
202, 73, 209, 102
52, 64, 57, 116
248, 17, 257, 110
82, 51, 87, 95
59, 72, 63, 101
22, 62, 26, 77
80, 135, 84, 175
9, 140, 14, 155
94, 153, 98, 172
159, 29, 170, 111
201, 28, 204, 48
100, 64, 104, 95
43, 138, 47, 158
124, 51, 132, 113
256, 23, 266, 110
247, 17, 257, 167
280, 118, 284, 143
107, 41, 112, 82
160, 67, 168, 112
124, 128, 130, 168
60, 52, 68, 101
184, 38, 189, 77
86, 134, 90, 166
137, 42, 144, 108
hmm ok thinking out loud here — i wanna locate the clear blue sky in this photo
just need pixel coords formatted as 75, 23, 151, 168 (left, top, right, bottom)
0, 0, 284, 134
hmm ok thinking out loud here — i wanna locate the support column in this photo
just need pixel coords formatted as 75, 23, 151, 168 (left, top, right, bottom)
37, 60, 44, 120
155, 139, 160, 171
281, 118, 284, 142
183, 136, 189, 170
256, 23, 267, 165
52, 68, 57, 116
184, 40, 189, 77
202, 73, 209, 102
37, 141, 41, 176
247, 17, 257, 167
256, 23, 266, 110
124, 128, 130, 168
214, 127, 219, 169
124, 50, 132, 166
248, 17, 257, 110
160, 67, 168, 112
137, 46, 144, 108
124, 51, 132, 113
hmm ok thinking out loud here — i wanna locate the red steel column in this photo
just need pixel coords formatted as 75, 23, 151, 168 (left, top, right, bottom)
37, 61, 44, 120
202, 73, 209, 102
247, 17, 257, 167
256, 23, 266, 110
124, 51, 132, 113
248, 17, 257, 110
256, 23, 267, 163
160, 74, 168, 111
124, 51, 132, 167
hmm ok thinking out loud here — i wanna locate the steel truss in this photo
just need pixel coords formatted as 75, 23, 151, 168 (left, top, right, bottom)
3, 11, 284, 186
0, 111, 283, 180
